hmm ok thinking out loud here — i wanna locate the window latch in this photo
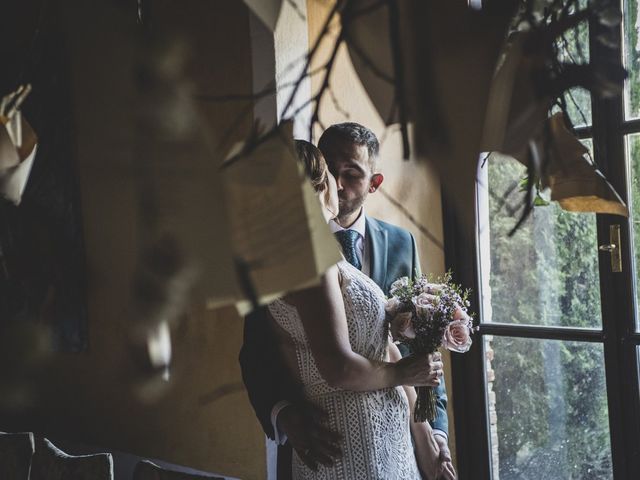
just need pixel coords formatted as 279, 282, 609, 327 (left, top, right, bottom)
598, 224, 622, 273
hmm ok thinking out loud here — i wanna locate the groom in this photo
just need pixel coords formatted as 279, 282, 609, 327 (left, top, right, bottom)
239, 122, 455, 479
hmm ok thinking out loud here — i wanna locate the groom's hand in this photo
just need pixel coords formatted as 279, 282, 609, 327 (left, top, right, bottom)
277, 402, 343, 471
434, 435, 457, 480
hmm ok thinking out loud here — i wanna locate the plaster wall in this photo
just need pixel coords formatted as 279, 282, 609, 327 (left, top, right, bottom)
306, 0, 458, 467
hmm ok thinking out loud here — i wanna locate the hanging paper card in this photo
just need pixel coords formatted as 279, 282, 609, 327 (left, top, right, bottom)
223, 121, 341, 311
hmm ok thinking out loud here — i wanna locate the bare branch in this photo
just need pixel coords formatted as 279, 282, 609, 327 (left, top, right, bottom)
328, 86, 350, 119
286, 0, 307, 22
195, 65, 325, 103
386, 0, 410, 159
345, 35, 395, 84
281, 0, 345, 120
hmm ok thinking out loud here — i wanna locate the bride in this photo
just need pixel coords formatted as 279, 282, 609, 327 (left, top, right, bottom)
267, 140, 443, 480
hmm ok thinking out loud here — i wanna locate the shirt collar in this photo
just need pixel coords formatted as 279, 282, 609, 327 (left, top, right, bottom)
329, 208, 366, 238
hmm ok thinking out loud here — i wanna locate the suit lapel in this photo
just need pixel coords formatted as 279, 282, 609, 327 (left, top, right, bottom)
366, 217, 388, 291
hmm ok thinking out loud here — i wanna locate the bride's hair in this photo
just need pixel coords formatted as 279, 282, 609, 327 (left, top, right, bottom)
295, 139, 329, 193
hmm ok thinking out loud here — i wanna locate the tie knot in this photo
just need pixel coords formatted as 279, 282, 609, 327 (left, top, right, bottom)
334, 230, 362, 270
335, 228, 359, 246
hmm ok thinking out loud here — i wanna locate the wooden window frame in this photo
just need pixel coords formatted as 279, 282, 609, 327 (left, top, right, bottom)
444, 3, 640, 478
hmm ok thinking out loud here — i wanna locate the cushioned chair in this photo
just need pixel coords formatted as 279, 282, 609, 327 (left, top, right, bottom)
133, 460, 224, 480
0, 431, 35, 480
29, 436, 113, 480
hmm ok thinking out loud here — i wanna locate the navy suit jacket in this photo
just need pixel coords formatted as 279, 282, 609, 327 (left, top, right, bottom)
239, 215, 449, 442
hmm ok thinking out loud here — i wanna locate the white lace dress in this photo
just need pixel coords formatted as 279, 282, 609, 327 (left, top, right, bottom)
268, 261, 421, 480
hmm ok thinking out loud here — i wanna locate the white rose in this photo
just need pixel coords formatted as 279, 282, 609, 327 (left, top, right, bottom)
389, 277, 410, 295
424, 283, 446, 295
385, 296, 401, 316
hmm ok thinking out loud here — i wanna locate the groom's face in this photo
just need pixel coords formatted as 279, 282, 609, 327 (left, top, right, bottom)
323, 138, 374, 222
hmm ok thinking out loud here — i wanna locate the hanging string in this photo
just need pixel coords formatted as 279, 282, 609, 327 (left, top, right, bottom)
14, 0, 50, 88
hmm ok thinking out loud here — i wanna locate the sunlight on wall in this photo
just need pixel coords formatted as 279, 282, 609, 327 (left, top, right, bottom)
306, 0, 457, 467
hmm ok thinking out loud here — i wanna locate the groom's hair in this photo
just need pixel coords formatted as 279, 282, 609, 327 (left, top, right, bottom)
318, 122, 379, 171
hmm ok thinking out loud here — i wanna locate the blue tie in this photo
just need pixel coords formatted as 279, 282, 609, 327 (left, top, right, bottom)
335, 230, 362, 270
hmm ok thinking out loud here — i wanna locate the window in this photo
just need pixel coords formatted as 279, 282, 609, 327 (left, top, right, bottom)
446, 2, 640, 479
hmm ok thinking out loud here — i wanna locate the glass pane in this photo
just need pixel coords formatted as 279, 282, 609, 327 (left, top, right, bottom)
551, 88, 592, 128
485, 336, 613, 480
481, 155, 603, 328
553, 0, 592, 127
624, 0, 640, 119
625, 134, 640, 330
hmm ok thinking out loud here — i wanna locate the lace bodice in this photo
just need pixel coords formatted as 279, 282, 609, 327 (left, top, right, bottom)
269, 261, 420, 480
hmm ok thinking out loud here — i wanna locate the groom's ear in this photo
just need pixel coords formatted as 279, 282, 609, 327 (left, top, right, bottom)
369, 173, 384, 193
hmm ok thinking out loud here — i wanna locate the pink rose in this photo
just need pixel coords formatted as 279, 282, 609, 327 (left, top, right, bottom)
442, 319, 472, 353
390, 311, 416, 340
412, 292, 438, 315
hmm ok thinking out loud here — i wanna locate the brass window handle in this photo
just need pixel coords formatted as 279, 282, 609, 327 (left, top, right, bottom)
599, 225, 622, 272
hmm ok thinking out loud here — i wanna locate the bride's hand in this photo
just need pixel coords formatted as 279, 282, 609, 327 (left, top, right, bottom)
396, 352, 443, 387
416, 431, 441, 480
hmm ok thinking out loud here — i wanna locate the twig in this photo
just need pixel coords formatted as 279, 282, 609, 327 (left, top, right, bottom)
328, 86, 350, 119
221, 121, 291, 169
281, 0, 345, 120
218, 0, 385, 159
210, 52, 321, 152
286, 0, 307, 22
290, 94, 319, 120
216, 101, 257, 156
195, 65, 325, 103
565, 88, 590, 129
345, 35, 395, 83
508, 143, 538, 236
308, 25, 346, 140
387, 0, 410, 159
488, 180, 522, 218
480, 152, 492, 169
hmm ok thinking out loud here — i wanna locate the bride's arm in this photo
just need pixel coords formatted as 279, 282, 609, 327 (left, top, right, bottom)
286, 265, 441, 392
389, 341, 441, 480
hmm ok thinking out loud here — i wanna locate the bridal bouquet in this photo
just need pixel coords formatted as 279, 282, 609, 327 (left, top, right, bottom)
386, 272, 474, 422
